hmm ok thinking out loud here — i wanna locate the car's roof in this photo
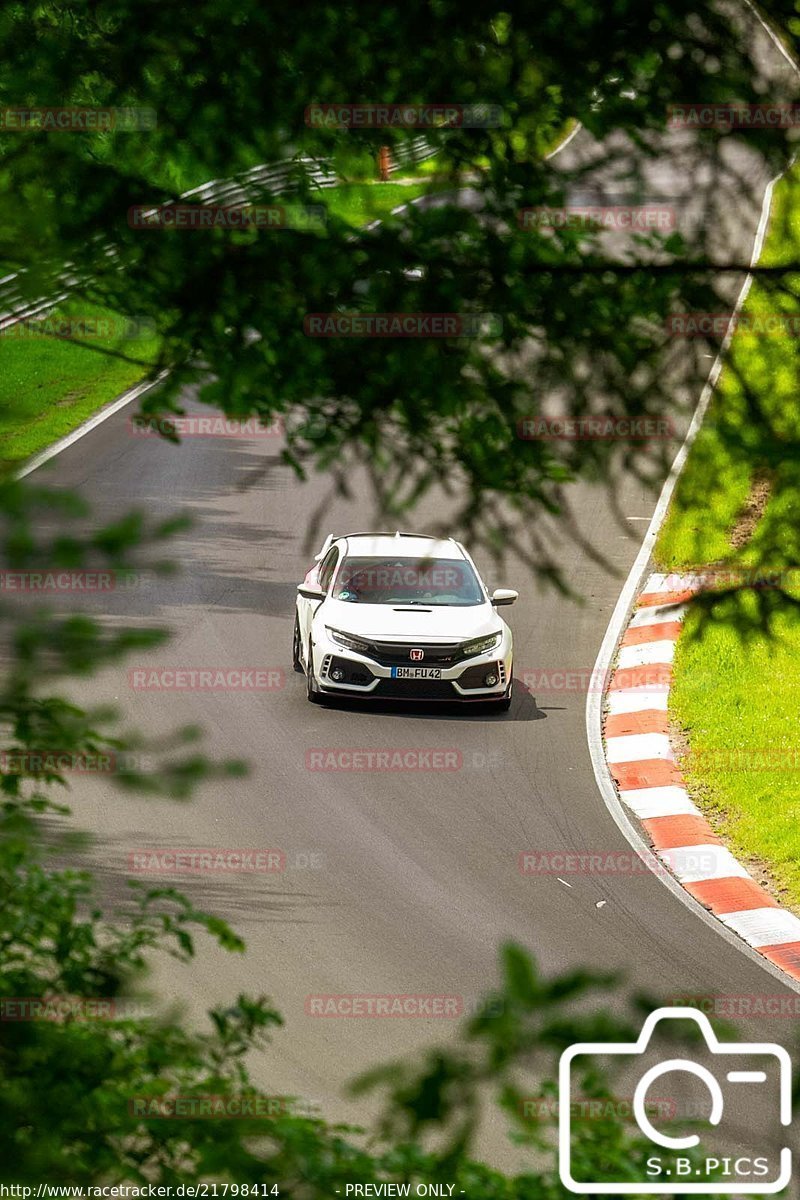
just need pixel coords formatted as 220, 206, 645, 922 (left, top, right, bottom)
336, 533, 466, 560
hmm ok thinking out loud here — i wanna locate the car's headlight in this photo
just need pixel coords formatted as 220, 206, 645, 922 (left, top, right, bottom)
325, 627, 371, 655
461, 631, 503, 658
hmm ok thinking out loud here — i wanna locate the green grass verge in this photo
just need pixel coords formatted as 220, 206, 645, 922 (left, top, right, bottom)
653, 161, 800, 906
0, 300, 160, 468
322, 179, 450, 226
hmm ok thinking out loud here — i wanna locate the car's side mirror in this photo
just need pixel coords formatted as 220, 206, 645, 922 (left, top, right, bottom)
491, 588, 518, 606
297, 582, 325, 601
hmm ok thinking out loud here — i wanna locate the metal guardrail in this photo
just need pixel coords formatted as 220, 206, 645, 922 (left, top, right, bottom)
0, 143, 438, 329
0, 153, 344, 330
387, 134, 438, 173
180, 155, 339, 205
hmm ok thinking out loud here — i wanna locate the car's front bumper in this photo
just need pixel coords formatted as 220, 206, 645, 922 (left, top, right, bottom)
311, 638, 512, 702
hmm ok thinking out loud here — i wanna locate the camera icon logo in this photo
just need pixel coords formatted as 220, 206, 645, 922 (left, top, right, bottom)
558, 1006, 791, 1194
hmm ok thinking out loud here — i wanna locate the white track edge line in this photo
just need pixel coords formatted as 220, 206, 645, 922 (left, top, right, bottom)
544, 121, 582, 160
585, 151, 799, 989
742, 0, 800, 71
16, 372, 169, 480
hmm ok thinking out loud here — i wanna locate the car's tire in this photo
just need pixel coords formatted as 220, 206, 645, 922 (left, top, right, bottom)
292, 614, 303, 673
306, 639, 322, 704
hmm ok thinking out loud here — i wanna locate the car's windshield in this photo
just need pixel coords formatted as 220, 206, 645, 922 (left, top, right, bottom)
333, 556, 485, 606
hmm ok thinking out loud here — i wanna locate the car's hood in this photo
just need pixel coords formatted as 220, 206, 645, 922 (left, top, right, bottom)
319, 598, 501, 642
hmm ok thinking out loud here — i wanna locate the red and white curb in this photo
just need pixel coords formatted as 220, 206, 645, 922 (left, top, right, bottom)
603, 571, 800, 984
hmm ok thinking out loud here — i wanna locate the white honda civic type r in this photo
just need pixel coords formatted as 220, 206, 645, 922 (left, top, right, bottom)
292, 532, 517, 708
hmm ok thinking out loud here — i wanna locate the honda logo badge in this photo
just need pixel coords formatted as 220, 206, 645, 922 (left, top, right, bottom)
409, 648, 424, 661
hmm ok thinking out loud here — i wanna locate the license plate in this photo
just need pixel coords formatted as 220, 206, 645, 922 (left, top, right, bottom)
391, 666, 442, 680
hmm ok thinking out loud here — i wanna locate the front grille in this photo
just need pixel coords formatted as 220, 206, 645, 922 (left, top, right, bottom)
362, 640, 465, 666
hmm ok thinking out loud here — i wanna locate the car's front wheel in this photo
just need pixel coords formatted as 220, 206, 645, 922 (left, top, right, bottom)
292, 614, 303, 673
306, 639, 322, 704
